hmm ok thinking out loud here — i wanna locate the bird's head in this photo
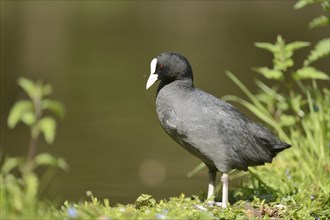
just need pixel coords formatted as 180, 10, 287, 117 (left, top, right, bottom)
146, 52, 193, 90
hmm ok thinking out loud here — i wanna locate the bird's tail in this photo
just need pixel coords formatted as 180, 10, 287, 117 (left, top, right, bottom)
272, 142, 291, 153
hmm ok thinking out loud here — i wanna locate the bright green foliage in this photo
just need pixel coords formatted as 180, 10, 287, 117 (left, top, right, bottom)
295, 0, 330, 29
221, 4, 330, 217
254, 36, 313, 81
304, 38, 330, 66
294, 0, 328, 9
135, 194, 157, 208
42, 99, 65, 118
7, 77, 64, 144
38, 117, 57, 144
309, 14, 330, 28
0, 155, 69, 218
3, 191, 328, 219
1, 77, 68, 218
8, 100, 34, 128
293, 66, 329, 80
252, 67, 283, 80
189, 2, 330, 218
255, 36, 310, 74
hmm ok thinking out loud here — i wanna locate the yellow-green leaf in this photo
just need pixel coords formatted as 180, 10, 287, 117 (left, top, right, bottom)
254, 42, 278, 53
253, 67, 283, 80
21, 112, 36, 126
34, 153, 57, 166
42, 84, 53, 96
1, 157, 20, 174
42, 99, 65, 118
24, 172, 39, 202
309, 15, 330, 29
293, 66, 329, 80
286, 41, 310, 51
17, 77, 37, 99
38, 117, 56, 144
304, 38, 330, 66
7, 100, 34, 129
280, 115, 296, 126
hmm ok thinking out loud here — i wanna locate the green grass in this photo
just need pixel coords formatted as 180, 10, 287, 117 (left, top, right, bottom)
2, 190, 329, 219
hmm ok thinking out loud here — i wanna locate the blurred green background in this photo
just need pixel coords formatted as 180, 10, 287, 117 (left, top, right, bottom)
1, 1, 329, 204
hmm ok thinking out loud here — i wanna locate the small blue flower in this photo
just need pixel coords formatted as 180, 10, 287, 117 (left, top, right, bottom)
310, 195, 315, 200
67, 207, 78, 218
285, 169, 292, 179
155, 213, 167, 219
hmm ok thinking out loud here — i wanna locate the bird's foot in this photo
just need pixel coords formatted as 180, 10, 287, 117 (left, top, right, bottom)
193, 201, 228, 211
206, 201, 227, 208
193, 204, 207, 211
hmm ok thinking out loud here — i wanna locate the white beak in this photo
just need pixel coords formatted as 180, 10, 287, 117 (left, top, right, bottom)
146, 58, 158, 90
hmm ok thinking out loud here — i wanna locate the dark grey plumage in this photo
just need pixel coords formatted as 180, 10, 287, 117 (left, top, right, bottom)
156, 80, 291, 173
146, 52, 291, 208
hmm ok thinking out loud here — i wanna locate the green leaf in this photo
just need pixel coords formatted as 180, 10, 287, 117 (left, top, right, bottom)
309, 15, 330, 29
253, 67, 283, 80
57, 158, 70, 171
17, 77, 37, 100
286, 41, 310, 51
135, 194, 156, 208
21, 112, 36, 126
42, 99, 65, 118
273, 58, 294, 71
187, 163, 206, 178
42, 84, 53, 96
7, 100, 34, 129
294, 0, 316, 9
34, 153, 57, 166
321, 0, 330, 11
293, 66, 329, 80
291, 95, 303, 113
1, 157, 20, 174
38, 117, 57, 144
277, 101, 289, 111
304, 38, 330, 66
255, 80, 285, 102
24, 172, 39, 202
276, 35, 285, 46
280, 114, 296, 126
254, 42, 277, 53
225, 71, 274, 119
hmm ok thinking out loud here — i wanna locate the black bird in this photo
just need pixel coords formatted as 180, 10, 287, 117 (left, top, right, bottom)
146, 52, 291, 208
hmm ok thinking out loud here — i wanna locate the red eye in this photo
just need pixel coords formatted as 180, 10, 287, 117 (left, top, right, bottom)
159, 64, 164, 69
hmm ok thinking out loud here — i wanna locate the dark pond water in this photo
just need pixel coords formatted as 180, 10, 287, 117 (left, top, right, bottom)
1, 1, 328, 204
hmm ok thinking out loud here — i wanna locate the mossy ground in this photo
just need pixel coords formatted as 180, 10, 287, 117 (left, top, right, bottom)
4, 189, 328, 220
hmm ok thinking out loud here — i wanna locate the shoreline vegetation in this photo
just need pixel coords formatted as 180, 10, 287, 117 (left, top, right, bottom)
1, 0, 329, 219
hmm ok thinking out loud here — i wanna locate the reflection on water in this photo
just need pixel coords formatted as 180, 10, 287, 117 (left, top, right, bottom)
1, 1, 328, 204
139, 159, 167, 187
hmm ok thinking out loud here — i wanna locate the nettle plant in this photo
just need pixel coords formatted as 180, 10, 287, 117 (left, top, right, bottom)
224, 0, 329, 199
188, 0, 329, 203
7, 77, 65, 162
1, 77, 68, 216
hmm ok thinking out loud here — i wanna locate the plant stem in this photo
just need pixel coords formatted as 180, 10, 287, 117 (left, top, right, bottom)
27, 95, 42, 165
27, 133, 38, 163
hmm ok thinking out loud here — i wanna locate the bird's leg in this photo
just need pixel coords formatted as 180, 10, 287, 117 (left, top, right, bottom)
207, 171, 216, 200
194, 170, 217, 211
205, 170, 216, 206
221, 173, 229, 208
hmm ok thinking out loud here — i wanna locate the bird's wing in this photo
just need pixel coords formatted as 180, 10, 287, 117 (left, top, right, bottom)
179, 90, 277, 170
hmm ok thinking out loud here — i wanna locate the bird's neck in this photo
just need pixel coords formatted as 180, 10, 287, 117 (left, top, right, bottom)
156, 78, 194, 96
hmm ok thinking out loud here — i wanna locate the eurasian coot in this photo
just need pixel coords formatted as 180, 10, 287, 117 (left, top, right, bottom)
146, 52, 291, 208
